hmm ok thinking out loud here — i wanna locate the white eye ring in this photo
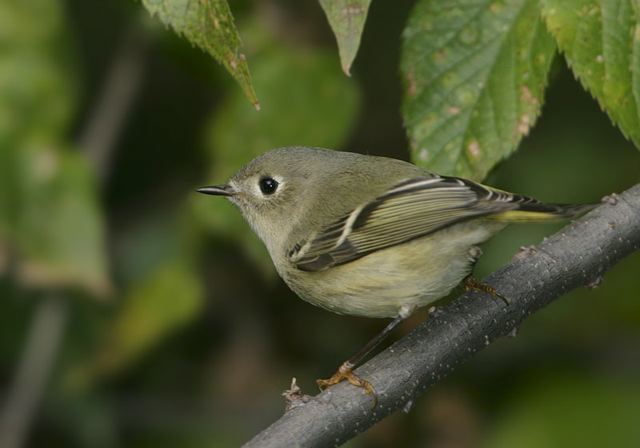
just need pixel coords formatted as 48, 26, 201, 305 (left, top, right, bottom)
253, 175, 284, 197
259, 177, 278, 195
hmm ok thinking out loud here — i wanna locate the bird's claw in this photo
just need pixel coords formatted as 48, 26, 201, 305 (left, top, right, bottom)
317, 361, 377, 406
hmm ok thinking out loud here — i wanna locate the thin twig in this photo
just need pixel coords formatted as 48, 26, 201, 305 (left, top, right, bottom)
0, 27, 147, 448
80, 26, 148, 179
0, 296, 67, 448
244, 183, 640, 448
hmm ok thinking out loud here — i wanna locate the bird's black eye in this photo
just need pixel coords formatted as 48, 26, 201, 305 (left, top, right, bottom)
259, 176, 278, 195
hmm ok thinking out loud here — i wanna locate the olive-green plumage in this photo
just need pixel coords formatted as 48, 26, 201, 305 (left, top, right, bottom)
198, 147, 593, 318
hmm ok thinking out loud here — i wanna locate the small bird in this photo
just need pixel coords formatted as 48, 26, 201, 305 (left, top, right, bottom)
198, 147, 592, 394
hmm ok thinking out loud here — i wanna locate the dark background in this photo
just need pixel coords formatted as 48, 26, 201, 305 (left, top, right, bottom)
1, 0, 640, 446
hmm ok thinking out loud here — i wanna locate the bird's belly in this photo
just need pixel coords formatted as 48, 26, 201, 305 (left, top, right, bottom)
283, 221, 503, 318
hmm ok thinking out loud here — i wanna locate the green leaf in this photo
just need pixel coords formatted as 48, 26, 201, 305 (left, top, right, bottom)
319, 0, 372, 75
9, 145, 110, 296
541, 0, 640, 150
401, 0, 556, 180
485, 375, 640, 447
141, 0, 259, 108
194, 36, 360, 275
0, 0, 109, 295
88, 260, 203, 377
0, 0, 78, 142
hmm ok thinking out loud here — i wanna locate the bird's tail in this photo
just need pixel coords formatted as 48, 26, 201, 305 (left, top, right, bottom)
488, 202, 596, 223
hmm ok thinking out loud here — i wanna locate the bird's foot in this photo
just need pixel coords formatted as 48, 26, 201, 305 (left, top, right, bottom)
317, 361, 376, 404
464, 276, 510, 306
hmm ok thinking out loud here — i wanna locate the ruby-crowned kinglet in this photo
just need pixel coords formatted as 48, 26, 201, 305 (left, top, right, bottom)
198, 146, 591, 319
198, 147, 593, 393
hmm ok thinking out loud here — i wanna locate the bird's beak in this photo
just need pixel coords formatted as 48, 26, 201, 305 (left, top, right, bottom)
196, 184, 235, 197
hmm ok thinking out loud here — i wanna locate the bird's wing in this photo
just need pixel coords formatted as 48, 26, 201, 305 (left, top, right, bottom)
288, 176, 538, 272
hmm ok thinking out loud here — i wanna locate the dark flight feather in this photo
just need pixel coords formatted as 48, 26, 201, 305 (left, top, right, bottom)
289, 176, 592, 272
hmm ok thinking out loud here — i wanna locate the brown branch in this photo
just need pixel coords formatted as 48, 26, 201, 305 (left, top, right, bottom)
243, 184, 640, 447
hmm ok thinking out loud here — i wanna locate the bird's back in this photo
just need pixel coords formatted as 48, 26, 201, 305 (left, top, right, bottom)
283, 148, 429, 250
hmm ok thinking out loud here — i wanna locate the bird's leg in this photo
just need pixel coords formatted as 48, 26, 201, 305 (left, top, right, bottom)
316, 305, 415, 400
316, 360, 375, 395
463, 275, 510, 306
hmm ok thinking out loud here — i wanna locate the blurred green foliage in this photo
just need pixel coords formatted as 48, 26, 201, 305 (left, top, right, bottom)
0, 0, 639, 447
0, 0, 77, 139
80, 259, 203, 382
0, 0, 108, 295
5, 145, 109, 295
485, 375, 640, 448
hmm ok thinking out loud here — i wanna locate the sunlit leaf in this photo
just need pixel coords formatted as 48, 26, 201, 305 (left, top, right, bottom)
319, 0, 372, 75
141, 0, 259, 108
10, 145, 109, 295
90, 261, 203, 376
0, 0, 77, 141
194, 38, 360, 275
0, 0, 109, 295
541, 0, 640, 150
401, 0, 556, 180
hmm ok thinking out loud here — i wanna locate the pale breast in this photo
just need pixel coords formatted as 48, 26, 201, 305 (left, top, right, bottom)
281, 220, 504, 318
